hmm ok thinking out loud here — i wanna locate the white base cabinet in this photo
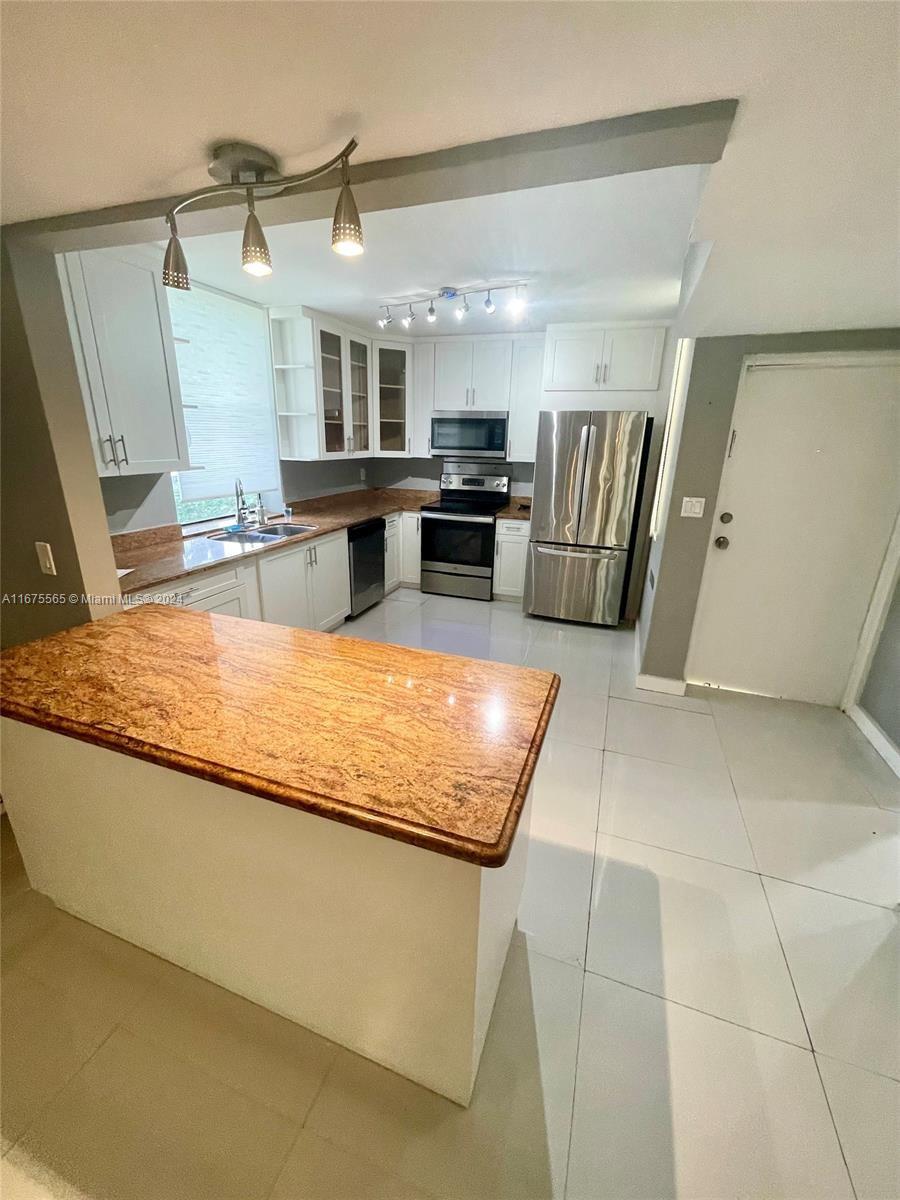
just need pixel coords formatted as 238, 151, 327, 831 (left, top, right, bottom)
384, 514, 401, 593
258, 530, 350, 631
400, 513, 421, 585
493, 520, 530, 599
133, 562, 261, 619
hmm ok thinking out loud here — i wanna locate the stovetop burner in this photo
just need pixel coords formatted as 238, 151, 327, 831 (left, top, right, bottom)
421, 496, 507, 517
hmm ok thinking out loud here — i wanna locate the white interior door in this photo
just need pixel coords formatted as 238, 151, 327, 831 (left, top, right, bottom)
686, 355, 900, 705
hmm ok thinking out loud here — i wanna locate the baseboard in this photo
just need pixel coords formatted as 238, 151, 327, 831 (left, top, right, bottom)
847, 705, 900, 780
636, 672, 687, 697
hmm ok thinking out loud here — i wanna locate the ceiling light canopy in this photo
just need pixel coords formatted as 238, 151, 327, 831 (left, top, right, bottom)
162, 138, 363, 291
377, 283, 526, 328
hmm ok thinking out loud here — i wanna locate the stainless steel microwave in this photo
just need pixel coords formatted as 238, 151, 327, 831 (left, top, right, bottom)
430, 412, 508, 459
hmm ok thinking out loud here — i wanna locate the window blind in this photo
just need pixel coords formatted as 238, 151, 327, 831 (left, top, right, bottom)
169, 287, 280, 501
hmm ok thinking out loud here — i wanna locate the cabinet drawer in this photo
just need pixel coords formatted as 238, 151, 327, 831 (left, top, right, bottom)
497, 519, 530, 538
134, 564, 242, 605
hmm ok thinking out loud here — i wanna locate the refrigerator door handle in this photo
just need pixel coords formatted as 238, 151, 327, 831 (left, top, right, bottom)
571, 423, 590, 534
535, 545, 619, 560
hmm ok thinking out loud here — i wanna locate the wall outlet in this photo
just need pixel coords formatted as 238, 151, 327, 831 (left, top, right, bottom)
359, 467, 366, 482
680, 497, 706, 518
35, 541, 57, 575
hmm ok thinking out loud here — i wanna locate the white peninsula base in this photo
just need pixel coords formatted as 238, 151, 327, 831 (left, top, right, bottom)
1, 719, 531, 1106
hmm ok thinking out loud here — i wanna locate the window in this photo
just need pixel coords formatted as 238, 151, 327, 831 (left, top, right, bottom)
169, 286, 281, 524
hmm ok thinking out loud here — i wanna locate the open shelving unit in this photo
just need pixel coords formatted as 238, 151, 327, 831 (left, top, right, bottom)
270, 313, 319, 460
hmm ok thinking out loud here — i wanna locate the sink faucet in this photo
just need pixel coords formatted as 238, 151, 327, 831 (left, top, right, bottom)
235, 478, 248, 525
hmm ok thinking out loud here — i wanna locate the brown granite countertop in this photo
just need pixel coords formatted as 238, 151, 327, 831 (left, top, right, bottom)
496, 498, 532, 521
114, 488, 439, 596
0, 605, 558, 866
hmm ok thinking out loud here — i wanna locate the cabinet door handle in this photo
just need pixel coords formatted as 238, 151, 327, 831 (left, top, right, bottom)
313, 546, 318, 566
471, 386, 475, 407
602, 362, 609, 383
115, 434, 129, 464
102, 435, 118, 467
465, 386, 470, 407
407, 437, 411, 455
593, 363, 600, 384
427, 436, 431, 454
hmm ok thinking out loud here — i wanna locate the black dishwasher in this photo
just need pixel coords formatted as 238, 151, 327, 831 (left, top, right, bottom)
347, 517, 386, 617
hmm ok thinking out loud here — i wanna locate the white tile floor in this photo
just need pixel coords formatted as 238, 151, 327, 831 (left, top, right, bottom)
2, 588, 898, 1199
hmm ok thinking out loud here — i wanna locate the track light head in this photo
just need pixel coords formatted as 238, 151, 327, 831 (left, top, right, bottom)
162, 226, 190, 291
507, 286, 526, 319
401, 304, 416, 329
455, 295, 470, 321
483, 291, 495, 314
332, 159, 364, 256
377, 306, 393, 329
241, 195, 272, 277
426, 301, 437, 323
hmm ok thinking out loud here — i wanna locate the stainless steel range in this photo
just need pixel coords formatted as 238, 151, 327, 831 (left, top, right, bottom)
420, 459, 510, 601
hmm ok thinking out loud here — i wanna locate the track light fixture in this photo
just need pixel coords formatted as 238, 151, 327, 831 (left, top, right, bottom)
375, 283, 526, 328
377, 306, 393, 329
161, 138, 363, 291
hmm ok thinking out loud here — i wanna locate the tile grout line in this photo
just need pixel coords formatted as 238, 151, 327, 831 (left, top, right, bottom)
261, 1049, 343, 1200
706, 697, 762, 873
583, 968, 814, 1054
561, 648, 614, 1200
758, 877, 860, 1200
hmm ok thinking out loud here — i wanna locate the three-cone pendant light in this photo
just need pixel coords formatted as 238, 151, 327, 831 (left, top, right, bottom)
161, 139, 363, 291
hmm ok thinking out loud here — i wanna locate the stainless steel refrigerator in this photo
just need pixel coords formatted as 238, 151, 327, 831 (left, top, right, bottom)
524, 410, 650, 625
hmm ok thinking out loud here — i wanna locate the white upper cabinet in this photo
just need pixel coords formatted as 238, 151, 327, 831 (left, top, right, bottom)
374, 342, 412, 457
434, 341, 474, 410
543, 330, 605, 391
471, 340, 513, 410
316, 320, 351, 458
507, 337, 546, 463
411, 341, 435, 456
600, 327, 666, 391
434, 339, 512, 411
543, 325, 665, 392
61, 250, 190, 475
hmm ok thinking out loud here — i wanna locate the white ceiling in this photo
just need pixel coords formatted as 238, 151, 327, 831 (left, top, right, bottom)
2, 2, 897, 335
173, 166, 708, 334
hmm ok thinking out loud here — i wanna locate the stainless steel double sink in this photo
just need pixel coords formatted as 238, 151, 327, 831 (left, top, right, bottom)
208, 523, 317, 546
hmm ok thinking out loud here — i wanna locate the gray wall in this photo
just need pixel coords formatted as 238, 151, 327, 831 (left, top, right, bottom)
641, 328, 900, 681
1, 239, 90, 647
860, 581, 900, 747
101, 473, 179, 533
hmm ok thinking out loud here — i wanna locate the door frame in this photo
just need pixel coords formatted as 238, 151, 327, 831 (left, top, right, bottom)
685, 349, 900, 701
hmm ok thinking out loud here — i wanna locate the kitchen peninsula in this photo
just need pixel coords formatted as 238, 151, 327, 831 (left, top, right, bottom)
0, 604, 558, 1105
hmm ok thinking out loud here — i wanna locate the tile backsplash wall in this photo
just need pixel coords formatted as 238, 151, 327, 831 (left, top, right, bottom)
367, 458, 535, 495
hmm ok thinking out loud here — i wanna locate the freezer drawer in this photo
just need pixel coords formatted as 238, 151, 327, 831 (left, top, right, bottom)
524, 542, 628, 625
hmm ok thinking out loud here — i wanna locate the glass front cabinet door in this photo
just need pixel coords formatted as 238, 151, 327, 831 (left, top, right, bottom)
348, 337, 371, 455
374, 342, 412, 457
317, 325, 347, 456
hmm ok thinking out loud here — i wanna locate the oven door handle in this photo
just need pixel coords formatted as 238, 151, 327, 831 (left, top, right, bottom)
420, 512, 496, 525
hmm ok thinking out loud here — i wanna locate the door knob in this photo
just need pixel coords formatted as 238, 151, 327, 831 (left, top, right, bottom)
714, 536, 729, 549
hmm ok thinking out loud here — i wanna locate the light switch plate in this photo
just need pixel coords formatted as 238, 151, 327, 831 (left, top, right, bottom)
680, 497, 706, 518
35, 541, 57, 575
